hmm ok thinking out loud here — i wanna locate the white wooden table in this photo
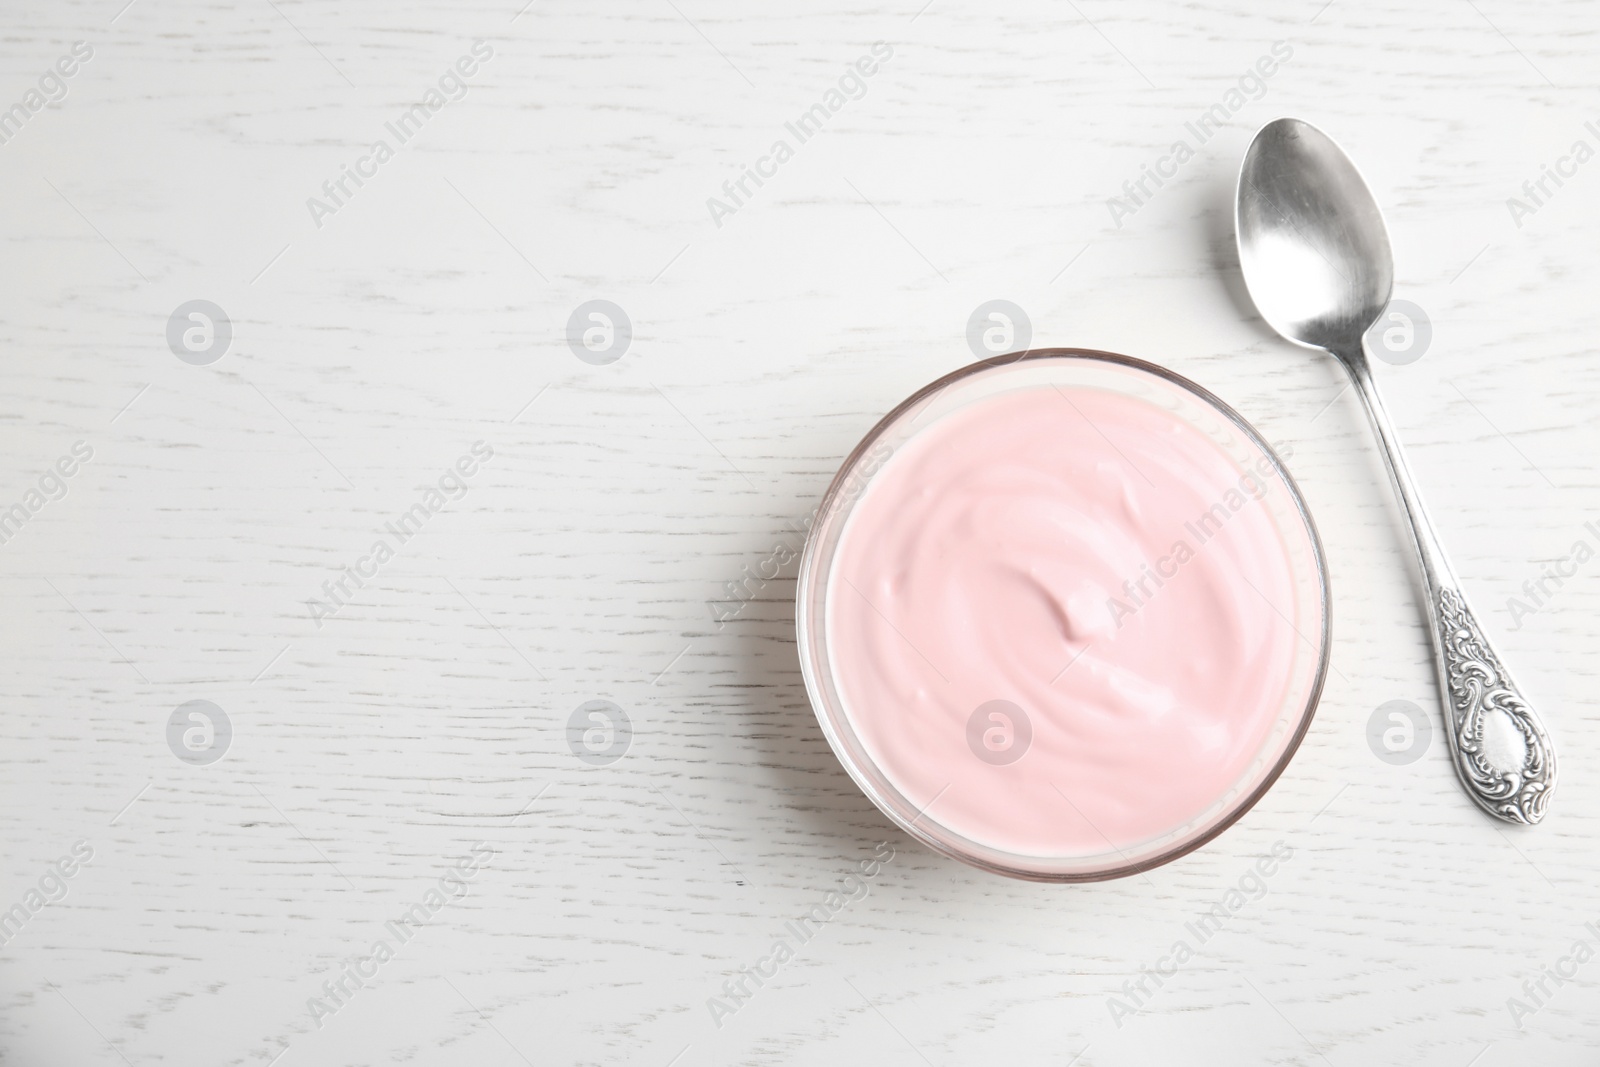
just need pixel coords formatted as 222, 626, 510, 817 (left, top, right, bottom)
2, 1, 1597, 1063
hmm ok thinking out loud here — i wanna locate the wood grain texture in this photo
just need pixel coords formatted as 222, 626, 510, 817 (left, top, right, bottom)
1, 0, 1597, 1063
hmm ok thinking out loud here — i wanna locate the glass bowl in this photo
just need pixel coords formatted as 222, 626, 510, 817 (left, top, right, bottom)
795, 349, 1329, 882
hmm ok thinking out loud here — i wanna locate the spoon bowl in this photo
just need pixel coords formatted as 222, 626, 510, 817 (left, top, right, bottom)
1236, 118, 1394, 356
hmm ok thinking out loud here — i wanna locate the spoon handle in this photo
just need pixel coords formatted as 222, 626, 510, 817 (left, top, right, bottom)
1337, 344, 1557, 824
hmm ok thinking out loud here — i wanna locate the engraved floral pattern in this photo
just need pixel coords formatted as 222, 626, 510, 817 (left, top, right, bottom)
1437, 588, 1555, 824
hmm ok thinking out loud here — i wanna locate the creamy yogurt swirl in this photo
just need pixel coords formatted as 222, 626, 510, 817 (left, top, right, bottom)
826, 383, 1302, 858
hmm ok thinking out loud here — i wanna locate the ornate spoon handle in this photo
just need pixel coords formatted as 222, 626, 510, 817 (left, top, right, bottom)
1336, 343, 1558, 824
1432, 585, 1556, 823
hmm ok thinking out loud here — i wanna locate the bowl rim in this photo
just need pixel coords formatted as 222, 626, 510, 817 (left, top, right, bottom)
794, 347, 1332, 883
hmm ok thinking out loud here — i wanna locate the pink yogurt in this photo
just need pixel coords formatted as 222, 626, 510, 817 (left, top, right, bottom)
825, 383, 1304, 859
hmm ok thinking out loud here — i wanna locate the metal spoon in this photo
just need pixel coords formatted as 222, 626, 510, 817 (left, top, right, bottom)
1235, 117, 1556, 825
